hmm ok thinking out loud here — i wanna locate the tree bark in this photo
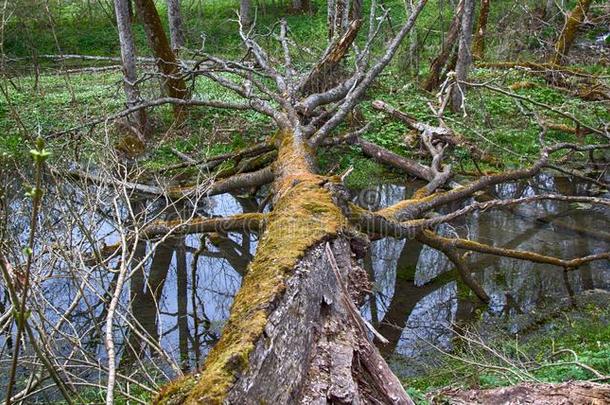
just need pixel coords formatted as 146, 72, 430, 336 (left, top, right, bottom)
240, 0, 251, 26
438, 381, 610, 404
471, 0, 489, 60
328, 0, 350, 40
423, 0, 464, 92
549, 0, 592, 65
451, 0, 475, 112
113, 0, 147, 138
133, 0, 188, 116
155, 129, 415, 404
166, 0, 185, 53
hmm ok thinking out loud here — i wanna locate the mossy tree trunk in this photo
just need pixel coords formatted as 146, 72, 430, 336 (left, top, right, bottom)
422, 0, 464, 91
143, 2, 608, 402
155, 130, 415, 404
549, 0, 592, 65
133, 0, 188, 117
471, 0, 489, 61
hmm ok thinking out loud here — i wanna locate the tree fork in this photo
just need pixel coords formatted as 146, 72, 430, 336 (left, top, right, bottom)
155, 129, 414, 404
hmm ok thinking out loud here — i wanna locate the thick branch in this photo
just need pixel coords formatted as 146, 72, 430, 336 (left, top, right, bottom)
437, 234, 610, 269
142, 213, 266, 239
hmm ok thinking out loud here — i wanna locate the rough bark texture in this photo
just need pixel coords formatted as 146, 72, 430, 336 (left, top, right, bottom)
299, 19, 362, 96
155, 130, 414, 404
113, 0, 147, 136
471, 0, 489, 60
423, 0, 463, 91
166, 0, 185, 52
327, 0, 350, 40
240, 0, 251, 26
133, 0, 188, 107
549, 0, 592, 65
434, 381, 610, 404
451, 0, 475, 112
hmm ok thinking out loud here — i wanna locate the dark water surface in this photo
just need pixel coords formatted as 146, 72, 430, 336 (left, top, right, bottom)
1, 172, 609, 395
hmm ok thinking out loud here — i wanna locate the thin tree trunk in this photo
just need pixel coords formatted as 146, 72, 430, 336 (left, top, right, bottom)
166, 0, 185, 53
422, 0, 464, 91
133, 0, 188, 117
451, 0, 475, 112
240, 0, 251, 26
549, 0, 592, 65
113, 0, 147, 138
471, 0, 489, 60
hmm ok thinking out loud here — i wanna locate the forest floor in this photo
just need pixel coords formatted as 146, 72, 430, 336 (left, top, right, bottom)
401, 290, 610, 403
1, 0, 609, 403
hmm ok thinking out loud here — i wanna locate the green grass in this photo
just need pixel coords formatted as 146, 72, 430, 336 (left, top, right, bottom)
399, 297, 610, 404
1, 0, 608, 176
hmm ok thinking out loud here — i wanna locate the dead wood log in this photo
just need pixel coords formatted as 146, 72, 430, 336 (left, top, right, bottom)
433, 381, 610, 405
155, 129, 415, 404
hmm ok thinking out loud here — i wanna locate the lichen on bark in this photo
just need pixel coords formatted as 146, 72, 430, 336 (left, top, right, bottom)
155, 130, 345, 404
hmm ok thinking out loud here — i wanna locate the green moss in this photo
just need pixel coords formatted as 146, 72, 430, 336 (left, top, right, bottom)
156, 132, 344, 404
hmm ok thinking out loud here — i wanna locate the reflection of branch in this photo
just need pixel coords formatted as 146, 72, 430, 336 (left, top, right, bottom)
431, 234, 610, 269
402, 194, 610, 231
417, 230, 490, 303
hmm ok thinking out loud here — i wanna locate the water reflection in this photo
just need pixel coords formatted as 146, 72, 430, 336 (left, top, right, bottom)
1, 173, 608, 392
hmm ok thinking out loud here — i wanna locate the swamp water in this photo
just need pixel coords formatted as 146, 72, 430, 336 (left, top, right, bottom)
1, 172, 608, 398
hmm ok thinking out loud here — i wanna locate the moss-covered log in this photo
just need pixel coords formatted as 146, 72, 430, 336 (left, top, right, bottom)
155, 130, 414, 404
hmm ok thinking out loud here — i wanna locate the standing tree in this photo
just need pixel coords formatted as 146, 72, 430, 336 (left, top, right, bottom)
327, 0, 350, 39
471, 0, 490, 60
114, 0, 147, 139
166, 0, 185, 53
133, 0, 188, 116
451, 0, 475, 112
549, 0, 592, 65
423, 0, 464, 91
240, 0, 251, 27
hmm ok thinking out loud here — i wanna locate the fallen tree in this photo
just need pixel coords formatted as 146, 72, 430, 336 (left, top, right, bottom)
32, 2, 609, 403
117, 4, 608, 404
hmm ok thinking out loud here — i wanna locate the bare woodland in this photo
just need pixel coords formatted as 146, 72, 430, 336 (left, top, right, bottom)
0, 0, 609, 404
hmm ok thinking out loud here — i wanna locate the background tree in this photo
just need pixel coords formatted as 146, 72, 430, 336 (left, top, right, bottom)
550, 0, 592, 65
471, 0, 490, 60
166, 0, 185, 53
240, 0, 251, 27
133, 0, 188, 114
113, 0, 147, 139
451, 0, 475, 112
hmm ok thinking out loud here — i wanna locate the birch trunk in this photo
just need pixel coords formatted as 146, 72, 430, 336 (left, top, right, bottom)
113, 0, 147, 137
